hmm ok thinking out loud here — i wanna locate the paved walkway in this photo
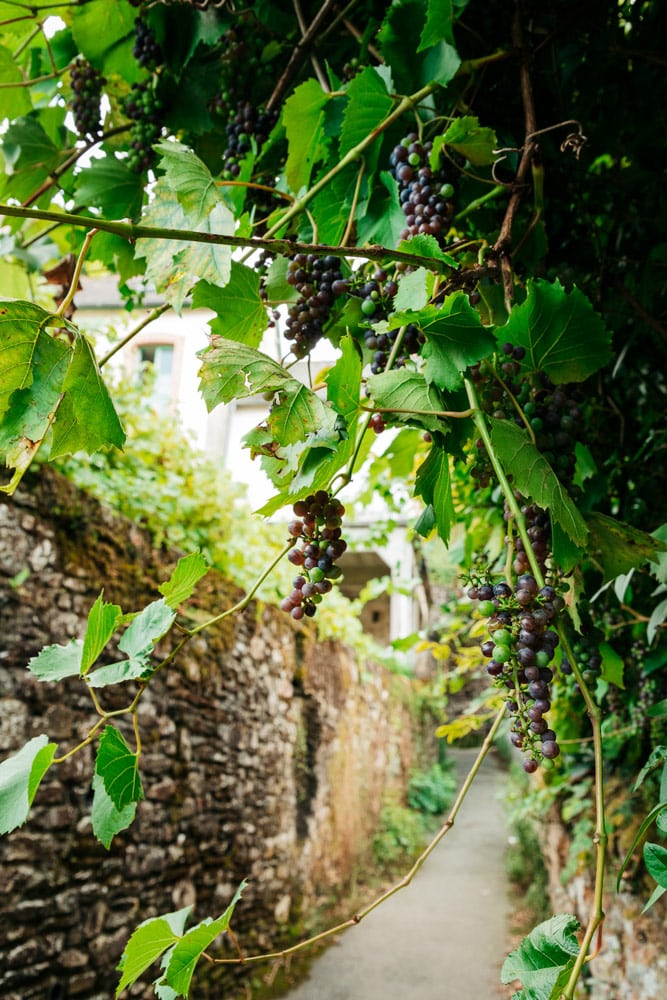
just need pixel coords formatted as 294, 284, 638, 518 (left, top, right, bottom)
284, 748, 510, 1000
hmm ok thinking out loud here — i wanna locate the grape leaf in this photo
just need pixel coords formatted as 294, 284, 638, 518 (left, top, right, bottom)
396, 233, 458, 269
586, 511, 666, 582
309, 164, 360, 245
283, 79, 330, 194
1, 117, 61, 201
27, 639, 83, 682
325, 334, 362, 420
192, 264, 267, 347
644, 842, 667, 888
135, 176, 233, 313
73, 157, 143, 218
356, 170, 405, 249
490, 419, 588, 546
392, 268, 434, 312
116, 907, 192, 997
95, 725, 144, 811
50, 333, 126, 459
0, 735, 57, 835
432, 115, 498, 166
419, 0, 455, 49
163, 882, 246, 996
154, 140, 221, 223
599, 642, 625, 689
0, 45, 32, 119
500, 279, 612, 384
340, 67, 393, 169
414, 440, 454, 545
198, 338, 292, 409
390, 293, 496, 390
501, 914, 580, 999
91, 771, 137, 850
158, 552, 209, 610
268, 381, 338, 447
81, 591, 123, 675
71, 0, 141, 81
366, 369, 449, 434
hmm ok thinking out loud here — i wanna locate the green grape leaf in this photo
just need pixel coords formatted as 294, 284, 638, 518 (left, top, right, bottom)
0, 45, 32, 119
633, 746, 667, 792
158, 552, 209, 610
414, 441, 454, 545
1, 117, 61, 201
379, 0, 460, 89
644, 842, 667, 889
500, 279, 612, 383
432, 115, 498, 167
0, 735, 57, 835
95, 725, 144, 811
154, 141, 220, 223
71, 0, 142, 81
366, 370, 448, 434
396, 233, 458, 269
91, 771, 137, 850
390, 293, 496, 391
649, 523, 667, 584
50, 333, 126, 459
501, 914, 580, 999
73, 157, 144, 218
490, 419, 588, 546
120, 599, 176, 661
586, 511, 667, 582
81, 591, 123, 675
198, 338, 291, 410
309, 164, 360, 245
192, 264, 267, 347
356, 170, 405, 249
268, 381, 338, 447
393, 268, 435, 312
27, 639, 83, 682
598, 641, 625, 689
163, 882, 246, 996
419, 0, 455, 49
116, 907, 192, 998
135, 176, 233, 313
283, 79, 330, 194
551, 521, 584, 574
340, 67, 393, 167
325, 334, 362, 420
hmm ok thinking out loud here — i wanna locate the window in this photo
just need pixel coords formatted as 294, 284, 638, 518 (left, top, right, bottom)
137, 343, 174, 411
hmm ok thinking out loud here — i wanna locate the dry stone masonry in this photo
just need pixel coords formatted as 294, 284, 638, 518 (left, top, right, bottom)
0, 469, 418, 999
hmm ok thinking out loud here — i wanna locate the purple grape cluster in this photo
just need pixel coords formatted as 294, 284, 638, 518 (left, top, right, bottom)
69, 59, 106, 140
282, 492, 347, 620
468, 574, 565, 772
221, 100, 278, 179
390, 133, 456, 243
133, 18, 163, 71
285, 254, 347, 357
364, 322, 425, 374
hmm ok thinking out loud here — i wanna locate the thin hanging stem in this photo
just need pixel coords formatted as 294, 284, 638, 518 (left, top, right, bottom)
56, 229, 98, 317
99, 303, 171, 368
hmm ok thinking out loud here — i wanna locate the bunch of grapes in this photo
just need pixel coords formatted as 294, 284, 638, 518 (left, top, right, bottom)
389, 133, 457, 243
468, 574, 565, 772
133, 18, 163, 71
209, 18, 267, 118
221, 100, 278, 178
365, 323, 425, 375
285, 254, 347, 357
124, 81, 165, 173
68, 59, 106, 140
281, 492, 347, 620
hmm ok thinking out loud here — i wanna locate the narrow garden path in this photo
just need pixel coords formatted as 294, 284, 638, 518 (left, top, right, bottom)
284, 747, 511, 1000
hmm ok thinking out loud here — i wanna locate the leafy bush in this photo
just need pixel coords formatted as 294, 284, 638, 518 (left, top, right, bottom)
407, 761, 457, 816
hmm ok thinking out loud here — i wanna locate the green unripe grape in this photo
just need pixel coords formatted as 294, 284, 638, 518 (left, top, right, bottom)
310, 567, 325, 582
493, 644, 511, 663
361, 298, 377, 316
478, 599, 496, 616
408, 152, 421, 166
491, 628, 512, 646
440, 183, 455, 198
535, 650, 551, 668
540, 756, 555, 770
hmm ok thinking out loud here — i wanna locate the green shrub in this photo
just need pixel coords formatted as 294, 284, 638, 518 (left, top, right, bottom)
407, 761, 457, 815
372, 800, 427, 869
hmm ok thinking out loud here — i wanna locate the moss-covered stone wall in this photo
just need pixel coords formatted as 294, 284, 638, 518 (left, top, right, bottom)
0, 470, 420, 999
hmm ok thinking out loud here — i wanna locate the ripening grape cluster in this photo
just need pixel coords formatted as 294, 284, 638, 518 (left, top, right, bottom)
281, 492, 347, 620
124, 81, 164, 173
285, 254, 347, 357
390, 133, 456, 242
68, 59, 106, 140
133, 18, 163, 71
468, 574, 565, 772
365, 322, 425, 375
221, 100, 278, 178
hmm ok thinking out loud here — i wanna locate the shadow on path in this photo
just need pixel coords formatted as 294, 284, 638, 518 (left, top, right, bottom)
284, 747, 510, 1000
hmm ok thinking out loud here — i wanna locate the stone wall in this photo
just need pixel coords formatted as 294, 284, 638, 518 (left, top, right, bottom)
0, 470, 422, 1000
